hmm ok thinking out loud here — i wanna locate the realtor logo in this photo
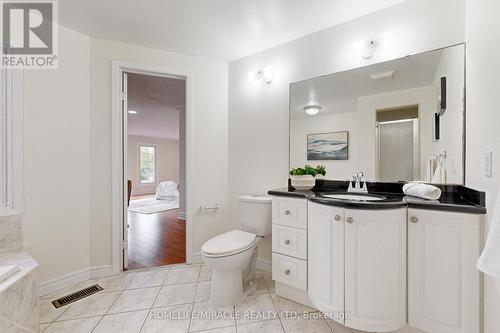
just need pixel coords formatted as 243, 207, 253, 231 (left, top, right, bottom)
1, 0, 58, 69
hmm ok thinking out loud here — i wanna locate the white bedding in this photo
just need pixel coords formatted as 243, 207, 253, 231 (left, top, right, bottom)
155, 181, 179, 200
128, 196, 179, 214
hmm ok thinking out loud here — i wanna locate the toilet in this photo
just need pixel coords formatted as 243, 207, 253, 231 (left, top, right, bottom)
201, 195, 272, 307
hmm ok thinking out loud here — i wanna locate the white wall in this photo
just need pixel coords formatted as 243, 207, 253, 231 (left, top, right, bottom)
127, 135, 179, 196
23, 26, 91, 283
228, 0, 465, 262
89, 39, 228, 268
23, 28, 228, 285
431, 46, 465, 184
290, 86, 434, 181
465, 0, 500, 331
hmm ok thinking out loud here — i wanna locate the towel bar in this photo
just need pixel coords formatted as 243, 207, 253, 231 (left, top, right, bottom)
200, 204, 219, 210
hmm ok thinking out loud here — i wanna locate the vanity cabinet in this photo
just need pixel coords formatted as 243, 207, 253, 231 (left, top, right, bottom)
408, 208, 482, 333
308, 201, 406, 331
270, 194, 484, 333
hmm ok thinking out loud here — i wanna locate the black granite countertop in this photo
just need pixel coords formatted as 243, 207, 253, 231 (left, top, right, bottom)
267, 180, 486, 214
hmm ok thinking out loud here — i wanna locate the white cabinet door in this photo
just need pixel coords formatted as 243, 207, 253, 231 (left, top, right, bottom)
344, 208, 407, 332
408, 208, 482, 333
307, 202, 345, 325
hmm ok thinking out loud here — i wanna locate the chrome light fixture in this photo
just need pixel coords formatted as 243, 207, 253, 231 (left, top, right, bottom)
362, 40, 376, 59
304, 105, 322, 116
256, 65, 273, 84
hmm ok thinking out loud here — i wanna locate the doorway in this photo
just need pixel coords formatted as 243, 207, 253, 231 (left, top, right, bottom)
112, 63, 191, 273
376, 105, 419, 182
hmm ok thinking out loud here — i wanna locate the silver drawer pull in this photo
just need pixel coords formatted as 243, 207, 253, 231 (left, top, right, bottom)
334, 215, 341, 221
284, 240, 290, 245
284, 210, 291, 215
284, 269, 291, 275
346, 217, 353, 224
410, 216, 419, 223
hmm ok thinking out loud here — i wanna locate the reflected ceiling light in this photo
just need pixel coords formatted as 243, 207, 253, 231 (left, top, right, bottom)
128, 110, 137, 114
370, 70, 394, 80
304, 105, 322, 116
362, 40, 376, 59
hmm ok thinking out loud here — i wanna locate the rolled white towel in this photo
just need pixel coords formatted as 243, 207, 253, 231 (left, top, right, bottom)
403, 182, 442, 200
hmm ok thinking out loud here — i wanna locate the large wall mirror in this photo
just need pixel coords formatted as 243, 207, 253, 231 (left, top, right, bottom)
289, 44, 465, 185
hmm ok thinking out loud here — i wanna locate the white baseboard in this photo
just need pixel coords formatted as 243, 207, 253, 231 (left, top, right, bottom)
39, 265, 113, 296
191, 252, 202, 264
89, 265, 114, 279
256, 258, 272, 273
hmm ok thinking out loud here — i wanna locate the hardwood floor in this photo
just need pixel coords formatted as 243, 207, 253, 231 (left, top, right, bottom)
127, 195, 186, 270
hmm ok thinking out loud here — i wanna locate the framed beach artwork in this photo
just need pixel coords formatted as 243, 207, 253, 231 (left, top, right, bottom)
307, 131, 349, 160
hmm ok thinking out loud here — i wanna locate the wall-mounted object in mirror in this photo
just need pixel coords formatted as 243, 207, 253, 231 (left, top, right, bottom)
433, 113, 440, 141
436, 76, 447, 115
289, 44, 465, 185
307, 131, 348, 160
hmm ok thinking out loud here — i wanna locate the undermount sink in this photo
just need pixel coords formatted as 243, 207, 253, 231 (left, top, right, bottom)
321, 193, 387, 201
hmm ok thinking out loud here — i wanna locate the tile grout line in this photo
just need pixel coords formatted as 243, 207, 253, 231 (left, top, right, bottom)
187, 264, 203, 332
132, 268, 171, 333
47, 271, 136, 325
88, 270, 143, 330
268, 288, 286, 333
40, 265, 207, 332
41, 297, 73, 328
234, 304, 238, 333
134, 268, 170, 332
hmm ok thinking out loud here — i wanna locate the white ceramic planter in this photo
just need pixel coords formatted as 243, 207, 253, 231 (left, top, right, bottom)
291, 175, 316, 190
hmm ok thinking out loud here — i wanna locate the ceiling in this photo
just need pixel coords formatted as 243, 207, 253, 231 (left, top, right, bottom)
290, 47, 450, 119
59, 0, 404, 61
127, 73, 185, 140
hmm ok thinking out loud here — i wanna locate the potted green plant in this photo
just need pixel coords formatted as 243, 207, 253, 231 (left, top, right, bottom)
289, 165, 326, 190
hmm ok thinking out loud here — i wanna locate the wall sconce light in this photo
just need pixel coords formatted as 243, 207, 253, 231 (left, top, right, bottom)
304, 105, 322, 116
361, 40, 376, 59
253, 65, 273, 84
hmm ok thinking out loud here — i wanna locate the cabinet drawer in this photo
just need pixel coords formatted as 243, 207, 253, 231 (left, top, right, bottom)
272, 253, 307, 290
272, 197, 307, 229
272, 224, 307, 260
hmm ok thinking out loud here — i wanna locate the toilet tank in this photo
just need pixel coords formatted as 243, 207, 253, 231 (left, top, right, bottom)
239, 195, 272, 237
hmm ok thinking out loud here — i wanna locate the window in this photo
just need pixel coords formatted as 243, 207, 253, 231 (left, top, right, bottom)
139, 144, 157, 184
0, 48, 8, 207
0, 48, 6, 206
0, 46, 23, 216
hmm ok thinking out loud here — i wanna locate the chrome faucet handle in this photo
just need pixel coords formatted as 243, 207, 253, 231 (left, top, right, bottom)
359, 172, 364, 179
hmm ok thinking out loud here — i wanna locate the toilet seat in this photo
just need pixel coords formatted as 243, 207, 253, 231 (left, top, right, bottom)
201, 230, 257, 258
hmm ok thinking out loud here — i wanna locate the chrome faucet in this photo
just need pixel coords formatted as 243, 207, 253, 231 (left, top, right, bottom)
348, 172, 368, 193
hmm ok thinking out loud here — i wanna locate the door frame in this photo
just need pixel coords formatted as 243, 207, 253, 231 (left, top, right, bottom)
111, 61, 193, 274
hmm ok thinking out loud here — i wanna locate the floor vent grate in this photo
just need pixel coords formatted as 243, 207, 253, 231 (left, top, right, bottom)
52, 284, 103, 308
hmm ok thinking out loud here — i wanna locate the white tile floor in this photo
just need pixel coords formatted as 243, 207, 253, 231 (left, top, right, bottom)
39, 263, 362, 333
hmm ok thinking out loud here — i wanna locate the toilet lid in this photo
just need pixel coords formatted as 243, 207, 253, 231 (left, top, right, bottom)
202, 230, 257, 256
